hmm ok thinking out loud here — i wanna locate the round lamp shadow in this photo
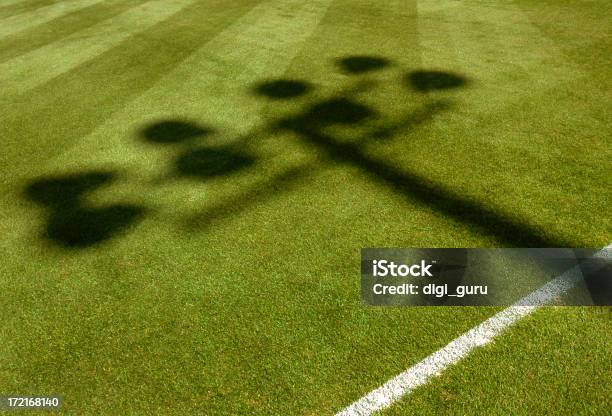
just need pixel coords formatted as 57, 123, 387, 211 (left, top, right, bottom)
337, 55, 391, 74
306, 98, 375, 125
141, 120, 211, 144
175, 147, 255, 180
253, 79, 312, 100
407, 70, 468, 92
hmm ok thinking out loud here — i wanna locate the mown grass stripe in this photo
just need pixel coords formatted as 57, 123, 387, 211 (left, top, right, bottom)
135, 0, 333, 136
38, 0, 333, 169
417, 0, 585, 107
0, 0, 150, 64
0, 0, 200, 96
412, 0, 591, 178
0, 0, 105, 38
0, 0, 51, 19
0, 0, 263, 187
0, 0, 28, 7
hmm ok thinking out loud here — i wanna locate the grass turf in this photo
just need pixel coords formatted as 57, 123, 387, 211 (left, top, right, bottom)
381, 306, 612, 415
0, 0, 610, 414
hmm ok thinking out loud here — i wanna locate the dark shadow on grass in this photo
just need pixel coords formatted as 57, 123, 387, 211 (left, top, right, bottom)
140, 120, 212, 144
132, 60, 568, 248
180, 65, 567, 247
24, 172, 145, 248
303, 97, 376, 126
249, 67, 564, 247
407, 70, 469, 92
175, 146, 256, 180
337, 55, 391, 74
367, 101, 450, 142
140, 120, 256, 181
185, 167, 308, 229
253, 79, 313, 100
276, 111, 565, 247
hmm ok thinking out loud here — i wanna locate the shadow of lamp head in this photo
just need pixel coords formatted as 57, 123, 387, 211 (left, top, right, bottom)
24, 171, 115, 206
336, 55, 391, 75
24, 171, 146, 248
304, 97, 376, 126
175, 146, 256, 180
407, 70, 469, 92
276, 97, 377, 134
140, 120, 212, 144
253, 79, 313, 100
46, 205, 145, 248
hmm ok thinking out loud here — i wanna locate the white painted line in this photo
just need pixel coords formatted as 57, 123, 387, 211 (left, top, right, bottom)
336, 245, 611, 416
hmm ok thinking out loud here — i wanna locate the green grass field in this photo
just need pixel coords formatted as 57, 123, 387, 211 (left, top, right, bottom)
1, 0, 610, 414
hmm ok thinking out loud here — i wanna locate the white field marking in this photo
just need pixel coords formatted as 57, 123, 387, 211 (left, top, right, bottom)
0, 0, 195, 96
0, 0, 105, 38
336, 245, 611, 416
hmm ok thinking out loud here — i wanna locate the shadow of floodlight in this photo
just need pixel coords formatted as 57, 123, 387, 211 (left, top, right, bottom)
261, 67, 563, 247
276, 111, 566, 247
140, 119, 256, 182
141, 57, 565, 248
175, 146, 256, 180
253, 79, 313, 100
140, 120, 212, 144
407, 70, 469, 92
183, 166, 310, 230
303, 97, 377, 126
336, 55, 392, 75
